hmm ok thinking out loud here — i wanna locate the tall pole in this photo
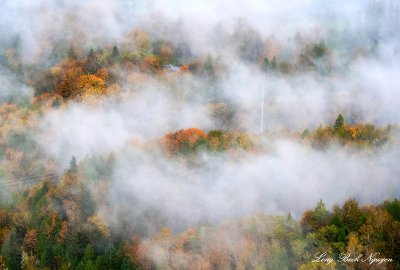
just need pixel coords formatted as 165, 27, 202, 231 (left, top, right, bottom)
261, 86, 265, 133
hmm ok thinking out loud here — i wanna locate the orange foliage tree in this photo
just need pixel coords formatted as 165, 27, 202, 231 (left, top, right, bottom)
22, 228, 38, 255
141, 55, 161, 73
54, 58, 85, 99
164, 128, 208, 155
153, 42, 173, 64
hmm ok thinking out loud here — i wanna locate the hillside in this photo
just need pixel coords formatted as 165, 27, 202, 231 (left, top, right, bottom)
0, 1, 400, 269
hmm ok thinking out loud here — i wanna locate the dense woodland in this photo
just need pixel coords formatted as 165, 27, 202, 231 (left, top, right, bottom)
0, 175, 399, 269
0, 1, 400, 268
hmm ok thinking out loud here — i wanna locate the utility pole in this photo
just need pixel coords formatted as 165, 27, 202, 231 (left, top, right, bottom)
261, 86, 265, 133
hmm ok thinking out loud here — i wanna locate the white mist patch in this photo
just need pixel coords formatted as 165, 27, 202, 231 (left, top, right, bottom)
2, 0, 398, 62
18, 0, 399, 237
0, 68, 32, 102
36, 104, 131, 166
349, 57, 400, 124
105, 137, 400, 233
36, 87, 212, 166
220, 59, 400, 132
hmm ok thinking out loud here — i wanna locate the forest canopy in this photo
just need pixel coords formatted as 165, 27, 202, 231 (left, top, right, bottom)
0, 0, 399, 269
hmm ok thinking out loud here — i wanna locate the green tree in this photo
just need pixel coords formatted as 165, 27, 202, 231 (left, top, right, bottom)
314, 200, 330, 225
68, 46, 78, 60
262, 58, 270, 72
313, 41, 327, 58
341, 199, 363, 232
69, 156, 78, 174
77, 245, 96, 270
37, 214, 60, 268
301, 129, 310, 139
334, 114, 344, 132
1, 229, 22, 270
95, 244, 121, 270
271, 56, 278, 70
204, 54, 215, 77
110, 46, 121, 64
65, 230, 89, 268
85, 49, 99, 74
383, 199, 400, 221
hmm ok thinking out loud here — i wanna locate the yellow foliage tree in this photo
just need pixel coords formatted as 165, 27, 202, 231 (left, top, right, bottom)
158, 44, 173, 64
0, 256, 6, 270
77, 74, 106, 96
124, 235, 152, 269
21, 251, 39, 270
87, 215, 110, 237
124, 30, 151, 54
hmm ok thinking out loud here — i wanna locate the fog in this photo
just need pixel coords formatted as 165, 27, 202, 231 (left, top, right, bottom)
0, 67, 32, 103
99, 135, 398, 235
1, 0, 399, 235
2, 0, 399, 59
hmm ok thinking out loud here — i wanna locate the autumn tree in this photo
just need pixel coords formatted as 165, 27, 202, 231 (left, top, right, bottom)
56, 65, 84, 99
96, 67, 109, 82
21, 251, 40, 270
208, 102, 234, 129
340, 199, 363, 233
308, 125, 334, 149
0, 256, 6, 270
164, 128, 208, 156
153, 41, 174, 65
124, 235, 151, 268
301, 200, 331, 233
207, 130, 226, 151
141, 55, 161, 73
77, 74, 106, 97
124, 30, 151, 56
23, 229, 38, 257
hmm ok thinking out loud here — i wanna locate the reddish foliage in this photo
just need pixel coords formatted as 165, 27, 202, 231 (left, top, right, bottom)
164, 128, 208, 155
